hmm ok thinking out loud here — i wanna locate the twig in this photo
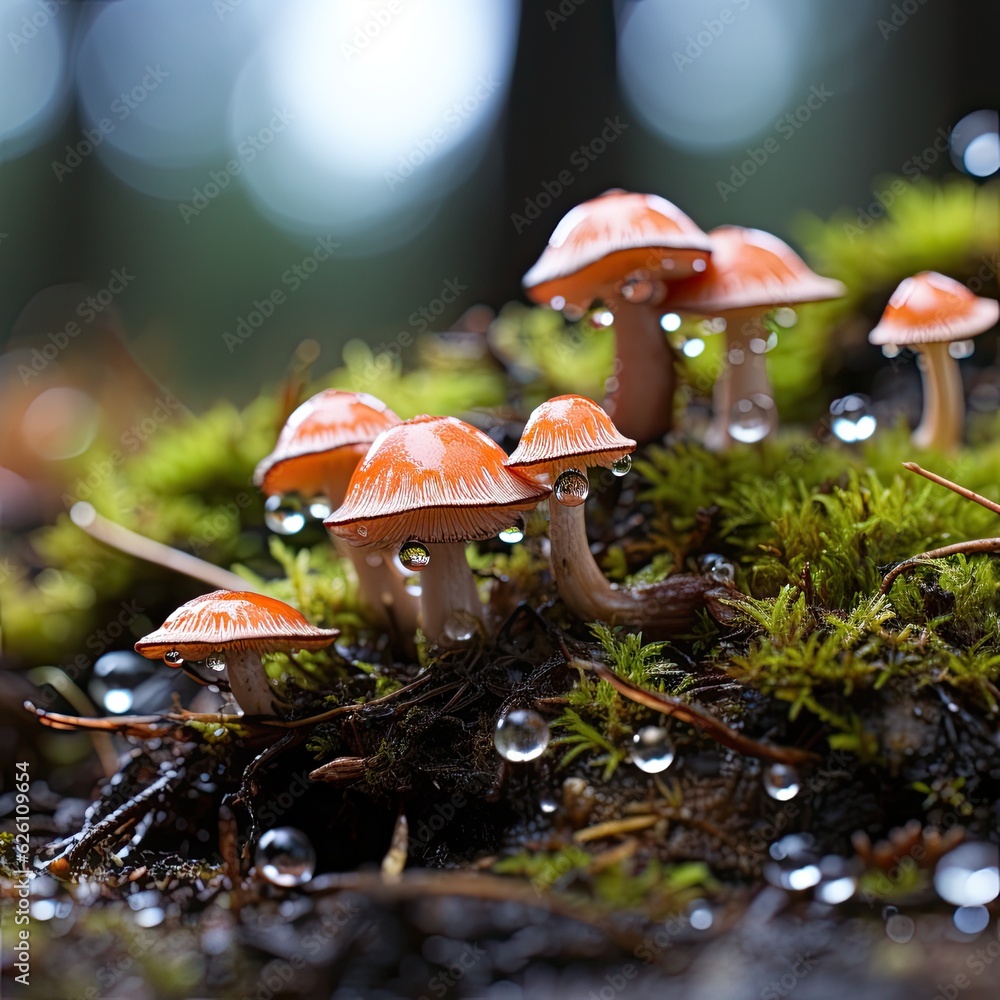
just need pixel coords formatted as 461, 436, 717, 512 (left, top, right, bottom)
577, 659, 819, 766
902, 463, 1000, 515
880, 538, 1000, 594
69, 501, 258, 593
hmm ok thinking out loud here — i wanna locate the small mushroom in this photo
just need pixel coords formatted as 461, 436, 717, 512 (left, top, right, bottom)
867, 271, 999, 452
254, 389, 418, 636
506, 394, 717, 635
135, 590, 340, 716
667, 226, 846, 449
324, 415, 550, 646
522, 189, 713, 444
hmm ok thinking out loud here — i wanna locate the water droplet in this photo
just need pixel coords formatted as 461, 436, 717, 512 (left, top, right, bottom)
681, 337, 705, 358
621, 279, 655, 303
687, 902, 713, 930
553, 469, 589, 507
306, 495, 333, 519
264, 494, 306, 535
494, 709, 550, 762
255, 827, 316, 887
629, 726, 675, 773
691, 258, 708, 273
356, 525, 368, 538
705, 317, 727, 333
728, 395, 774, 444
540, 797, 558, 814
934, 842, 999, 906
103, 689, 134, 714
949, 340, 975, 359
749, 337, 768, 354
953, 905, 990, 934
773, 307, 797, 327
398, 541, 430, 571
135, 907, 164, 928
442, 612, 477, 643
611, 455, 632, 477
885, 912, 915, 943
816, 874, 857, 905
727, 347, 746, 366
660, 313, 682, 332
550, 295, 566, 311
498, 524, 524, 544
764, 833, 821, 891
814, 855, 858, 904
164, 650, 184, 666
881, 343, 901, 358
589, 309, 615, 328
206, 652, 227, 672
699, 553, 735, 586
763, 763, 800, 801
830, 394, 877, 443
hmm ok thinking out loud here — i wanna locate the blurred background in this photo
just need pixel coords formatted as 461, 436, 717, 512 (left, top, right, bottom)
1, 0, 997, 405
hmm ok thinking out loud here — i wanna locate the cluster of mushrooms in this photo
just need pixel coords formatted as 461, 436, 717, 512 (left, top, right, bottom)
132, 189, 998, 717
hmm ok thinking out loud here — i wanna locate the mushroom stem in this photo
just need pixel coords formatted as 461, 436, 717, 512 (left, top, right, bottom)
319, 475, 419, 646
418, 543, 483, 646
706, 309, 776, 450
548, 494, 709, 634
224, 648, 284, 717
913, 341, 965, 452
333, 538, 419, 639
605, 301, 676, 444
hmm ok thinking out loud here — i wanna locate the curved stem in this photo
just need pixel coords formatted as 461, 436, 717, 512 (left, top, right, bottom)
225, 648, 283, 717
419, 543, 483, 646
548, 497, 709, 633
605, 301, 676, 444
913, 341, 965, 452
706, 310, 776, 450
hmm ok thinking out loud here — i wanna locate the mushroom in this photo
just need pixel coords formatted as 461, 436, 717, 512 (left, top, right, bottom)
667, 226, 846, 449
867, 271, 999, 452
506, 394, 718, 635
135, 590, 340, 716
324, 415, 550, 646
254, 389, 419, 636
521, 190, 713, 444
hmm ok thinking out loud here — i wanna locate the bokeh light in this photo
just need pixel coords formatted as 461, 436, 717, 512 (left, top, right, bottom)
950, 109, 1000, 177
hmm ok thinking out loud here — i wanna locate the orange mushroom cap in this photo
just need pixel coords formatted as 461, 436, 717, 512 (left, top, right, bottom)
253, 389, 400, 498
522, 190, 713, 312
134, 590, 340, 660
324, 415, 551, 548
667, 226, 846, 314
868, 271, 999, 346
506, 395, 636, 477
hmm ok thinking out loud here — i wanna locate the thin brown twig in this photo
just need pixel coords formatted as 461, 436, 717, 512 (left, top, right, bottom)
879, 538, 1000, 594
902, 463, 1000, 515
577, 659, 820, 766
